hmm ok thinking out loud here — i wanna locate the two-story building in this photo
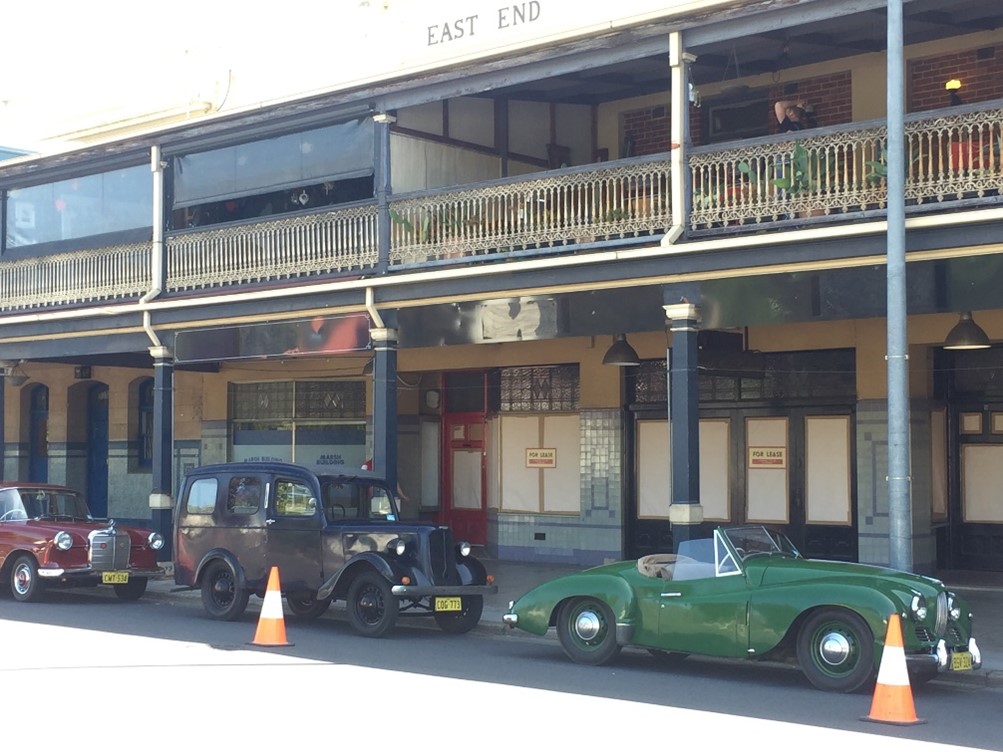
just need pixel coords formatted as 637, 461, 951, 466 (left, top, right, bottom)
2, 0, 1002, 572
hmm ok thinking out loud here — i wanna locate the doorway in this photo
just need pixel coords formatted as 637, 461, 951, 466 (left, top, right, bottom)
440, 372, 488, 545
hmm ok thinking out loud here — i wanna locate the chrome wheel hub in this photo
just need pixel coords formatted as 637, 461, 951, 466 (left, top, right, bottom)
819, 630, 852, 666
573, 609, 602, 641
13, 565, 31, 595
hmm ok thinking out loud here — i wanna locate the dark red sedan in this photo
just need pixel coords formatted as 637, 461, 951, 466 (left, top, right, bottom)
0, 482, 164, 602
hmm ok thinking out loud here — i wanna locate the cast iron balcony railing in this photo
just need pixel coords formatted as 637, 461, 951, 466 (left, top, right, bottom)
0, 102, 1000, 313
387, 154, 671, 265
0, 241, 149, 312
165, 203, 379, 292
689, 102, 1003, 231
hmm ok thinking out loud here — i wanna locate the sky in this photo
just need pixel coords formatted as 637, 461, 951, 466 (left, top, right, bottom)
0, 1, 372, 148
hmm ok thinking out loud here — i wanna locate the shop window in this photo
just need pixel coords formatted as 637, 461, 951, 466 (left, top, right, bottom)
229, 381, 366, 465
497, 365, 579, 412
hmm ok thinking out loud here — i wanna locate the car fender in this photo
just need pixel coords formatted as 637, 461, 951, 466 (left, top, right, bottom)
509, 573, 637, 637
455, 555, 489, 585
316, 551, 398, 601
194, 549, 248, 591
749, 582, 897, 657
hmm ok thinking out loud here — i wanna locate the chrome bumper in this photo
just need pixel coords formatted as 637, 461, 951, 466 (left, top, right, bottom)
37, 566, 164, 579
391, 583, 498, 597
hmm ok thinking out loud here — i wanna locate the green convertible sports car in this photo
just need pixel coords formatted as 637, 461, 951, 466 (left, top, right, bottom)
502, 526, 981, 692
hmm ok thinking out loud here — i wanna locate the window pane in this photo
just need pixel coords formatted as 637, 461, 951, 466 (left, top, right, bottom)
187, 478, 218, 515
6, 165, 151, 249
227, 476, 262, 515
174, 119, 375, 207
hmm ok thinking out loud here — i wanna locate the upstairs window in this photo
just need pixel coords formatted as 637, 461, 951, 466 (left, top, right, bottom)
5, 164, 151, 252
172, 118, 375, 228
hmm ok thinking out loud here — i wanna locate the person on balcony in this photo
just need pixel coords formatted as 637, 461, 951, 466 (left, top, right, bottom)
774, 100, 814, 133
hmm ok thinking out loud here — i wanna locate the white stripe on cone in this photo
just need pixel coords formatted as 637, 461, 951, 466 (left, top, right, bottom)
875, 643, 910, 686
260, 583, 284, 620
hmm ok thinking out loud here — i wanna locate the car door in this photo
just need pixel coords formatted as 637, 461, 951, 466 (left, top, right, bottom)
265, 475, 323, 593
655, 533, 749, 658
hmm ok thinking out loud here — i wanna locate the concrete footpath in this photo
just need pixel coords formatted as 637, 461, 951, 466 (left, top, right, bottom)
149, 558, 1002, 689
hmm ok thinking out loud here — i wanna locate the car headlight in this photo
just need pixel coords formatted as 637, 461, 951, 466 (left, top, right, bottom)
947, 595, 962, 621
456, 541, 471, 558
910, 594, 928, 621
54, 531, 73, 551
148, 532, 165, 550
387, 538, 407, 557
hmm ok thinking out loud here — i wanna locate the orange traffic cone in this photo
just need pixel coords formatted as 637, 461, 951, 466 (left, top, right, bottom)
862, 613, 923, 725
249, 566, 292, 647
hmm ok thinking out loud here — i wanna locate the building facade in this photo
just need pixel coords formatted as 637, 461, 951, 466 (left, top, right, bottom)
1, 0, 1002, 572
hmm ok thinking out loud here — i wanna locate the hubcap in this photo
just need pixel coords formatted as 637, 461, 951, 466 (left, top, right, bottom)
573, 609, 603, 641
14, 564, 31, 595
818, 630, 852, 666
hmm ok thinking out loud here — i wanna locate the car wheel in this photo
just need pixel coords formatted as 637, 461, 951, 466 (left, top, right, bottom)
556, 597, 622, 666
10, 554, 44, 603
113, 577, 148, 601
286, 593, 332, 619
797, 608, 875, 692
200, 560, 250, 621
433, 595, 483, 634
346, 571, 398, 637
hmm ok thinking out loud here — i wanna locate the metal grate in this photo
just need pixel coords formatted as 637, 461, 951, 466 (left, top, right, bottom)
498, 365, 579, 412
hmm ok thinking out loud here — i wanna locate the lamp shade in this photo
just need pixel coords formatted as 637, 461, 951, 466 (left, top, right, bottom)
602, 334, 640, 366
943, 311, 990, 350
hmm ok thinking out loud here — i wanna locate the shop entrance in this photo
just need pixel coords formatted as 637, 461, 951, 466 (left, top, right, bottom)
440, 372, 488, 545
625, 350, 858, 560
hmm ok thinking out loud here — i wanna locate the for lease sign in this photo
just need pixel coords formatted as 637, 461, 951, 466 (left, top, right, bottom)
748, 446, 786, 469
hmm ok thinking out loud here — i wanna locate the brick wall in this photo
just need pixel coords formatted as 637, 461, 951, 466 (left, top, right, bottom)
908, 45, 1003, 112
621, 104, 672, 156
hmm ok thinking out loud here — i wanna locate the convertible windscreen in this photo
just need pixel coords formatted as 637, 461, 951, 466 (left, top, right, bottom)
724, 526, 801, 560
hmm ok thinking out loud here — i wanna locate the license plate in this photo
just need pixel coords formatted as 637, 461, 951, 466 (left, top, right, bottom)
102, 571, 129, 584
951, 651, 973, 671
435, 597, 462, 612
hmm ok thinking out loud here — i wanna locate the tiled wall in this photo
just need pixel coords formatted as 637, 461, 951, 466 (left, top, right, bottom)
856, 399, 937, 573
492, 408, 623, 565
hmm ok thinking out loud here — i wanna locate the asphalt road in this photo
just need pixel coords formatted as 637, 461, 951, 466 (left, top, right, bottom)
1, 588, 1000, 751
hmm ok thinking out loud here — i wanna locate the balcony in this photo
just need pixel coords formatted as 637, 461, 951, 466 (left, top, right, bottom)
0, 103, 1000, 315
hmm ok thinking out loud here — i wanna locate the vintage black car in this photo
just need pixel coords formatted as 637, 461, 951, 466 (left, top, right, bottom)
173, 461, 496, 637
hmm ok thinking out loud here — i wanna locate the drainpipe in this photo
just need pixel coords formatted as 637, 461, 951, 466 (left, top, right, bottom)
365, 286, 386, 329
662, 30, 692, 247
142, 145, 166, 349
141, 144, 173, 556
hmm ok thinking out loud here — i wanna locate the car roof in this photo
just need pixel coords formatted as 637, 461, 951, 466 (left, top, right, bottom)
183, 461, 387, 483
0, 481, 78, 493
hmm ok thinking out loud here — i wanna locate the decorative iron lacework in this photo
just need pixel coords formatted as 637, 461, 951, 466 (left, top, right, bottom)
631, 350, 855, 404
498, 365, 579, 412
230, 381, 365, 421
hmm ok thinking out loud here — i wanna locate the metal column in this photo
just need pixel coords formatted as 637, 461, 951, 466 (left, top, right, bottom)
150, 346, 174, 561
664, 301, 703, 548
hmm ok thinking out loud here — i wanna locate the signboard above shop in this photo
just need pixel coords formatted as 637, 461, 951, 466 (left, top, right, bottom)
175, 313, 371, 364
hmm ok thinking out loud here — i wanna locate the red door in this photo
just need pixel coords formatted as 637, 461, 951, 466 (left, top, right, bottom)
441, 413, 487, 545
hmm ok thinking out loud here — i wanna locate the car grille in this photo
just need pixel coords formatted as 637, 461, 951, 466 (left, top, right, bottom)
934, 591, 948, 638
427, 527, 454, 582
913, 592, 952, 643
88, 529, 131, 570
